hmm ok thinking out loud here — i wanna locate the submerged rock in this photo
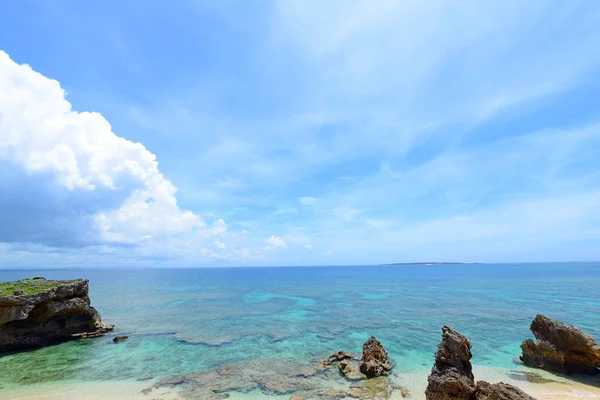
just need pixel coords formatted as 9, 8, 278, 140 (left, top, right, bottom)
359, 336, 393, 378
0, 278, 113, 351
520, 314, 600, 374
426, 326, 476, 400
426, 326, 536, 400
347, 376, 396, 399
113, 335, 129, 343
505, 371, 556, 384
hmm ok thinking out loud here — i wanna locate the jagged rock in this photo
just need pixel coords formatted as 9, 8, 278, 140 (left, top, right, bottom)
474, 381, 536, 400
520, 314, 600, 374
113, 335, 129, 343
323, 351, 355, 367
426, 326, 537, 400
0, 278, 113, 351
425, 326, 477, 400
360, 337, 393, 378
339, 359, 365, 380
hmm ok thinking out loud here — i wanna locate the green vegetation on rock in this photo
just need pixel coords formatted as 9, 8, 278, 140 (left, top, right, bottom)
0, 278, 81, 296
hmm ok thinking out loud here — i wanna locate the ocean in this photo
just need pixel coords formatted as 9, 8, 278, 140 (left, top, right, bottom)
0, 263, 599, 398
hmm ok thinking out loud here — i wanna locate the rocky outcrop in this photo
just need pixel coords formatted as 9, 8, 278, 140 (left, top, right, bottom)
359, 336, 393, 378
0, 278, 113, 351
474, 381, 535, 400
426, 326, 536, 400
426, 326, 476, 400
520, 314, 600, 374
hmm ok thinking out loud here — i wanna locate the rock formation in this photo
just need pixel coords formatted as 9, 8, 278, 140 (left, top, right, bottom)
0, 278, 113, 351
426, 326, 476, 400
359, 336, 393, 378
339, 359, 364, 380
474, 381, 535, 400
426, 326, 536, 400
520, 314, 600, 374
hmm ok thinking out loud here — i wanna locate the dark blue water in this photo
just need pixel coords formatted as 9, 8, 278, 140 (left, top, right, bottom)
0, 263, 598, 390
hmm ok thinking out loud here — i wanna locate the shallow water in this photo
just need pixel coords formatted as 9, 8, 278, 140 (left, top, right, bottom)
0, 263, 599, 396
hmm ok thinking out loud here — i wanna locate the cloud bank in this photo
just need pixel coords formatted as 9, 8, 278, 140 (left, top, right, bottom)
0, 51, 210, 247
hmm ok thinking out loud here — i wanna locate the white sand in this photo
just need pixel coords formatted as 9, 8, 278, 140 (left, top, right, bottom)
0, 380, 178, 400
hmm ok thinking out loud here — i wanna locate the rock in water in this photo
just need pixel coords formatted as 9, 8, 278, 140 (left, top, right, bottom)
113, 335, 129, 343
474, 381, 536, 400
322, 351, 355, 367
426, 326, 476, 400
0, 278, 113, 351
520, 314, 600, 374
359, 336, 393, 378
339, 359, 365, 380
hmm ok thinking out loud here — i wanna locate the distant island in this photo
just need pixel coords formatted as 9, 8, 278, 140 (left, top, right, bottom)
383, 262, 484, 265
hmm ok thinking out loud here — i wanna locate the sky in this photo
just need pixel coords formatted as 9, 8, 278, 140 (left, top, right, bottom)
1, 1, 600, 267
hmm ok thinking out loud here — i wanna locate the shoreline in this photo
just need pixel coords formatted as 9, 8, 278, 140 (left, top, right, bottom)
1, 365, 598, 400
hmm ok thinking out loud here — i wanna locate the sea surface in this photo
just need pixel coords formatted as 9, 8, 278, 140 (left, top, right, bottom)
0, 263, 599, 397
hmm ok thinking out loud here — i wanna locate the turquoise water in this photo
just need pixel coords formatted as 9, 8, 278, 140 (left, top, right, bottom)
0, 263, 599, 390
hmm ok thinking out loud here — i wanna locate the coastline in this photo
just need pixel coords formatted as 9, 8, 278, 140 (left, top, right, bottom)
1, 365, 598, 400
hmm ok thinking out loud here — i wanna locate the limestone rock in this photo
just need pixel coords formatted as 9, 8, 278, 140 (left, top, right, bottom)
113, 335, 129, 343
0, 278, 113, 351
426, 326, 476, 400
426, 326, 537, 400
339, 359, 365, 380
323, 351, 355, 367
360, 336, 393, 378
474, 381, 536, 400
520, 314, 600, 374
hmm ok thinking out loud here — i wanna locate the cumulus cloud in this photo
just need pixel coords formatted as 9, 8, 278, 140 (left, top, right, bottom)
0, 50, 219, 247
214, 240, 226, 249
265, 235, 287, 250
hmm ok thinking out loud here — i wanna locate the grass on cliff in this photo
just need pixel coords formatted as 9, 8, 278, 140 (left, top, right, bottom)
0, 278, 71, 296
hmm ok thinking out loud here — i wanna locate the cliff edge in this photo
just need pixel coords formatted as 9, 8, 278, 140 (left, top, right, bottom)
0, 277, 113, 351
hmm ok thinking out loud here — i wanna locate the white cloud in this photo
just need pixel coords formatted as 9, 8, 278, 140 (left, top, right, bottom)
298, 196, 317, 207
324, 250, 334, 256
274, 207, 298, 214
0, 50, 218, 246
303, 244, 313, 250
265, 235, 287, 250
214, 240, 226, 249
332, 206, 359, 221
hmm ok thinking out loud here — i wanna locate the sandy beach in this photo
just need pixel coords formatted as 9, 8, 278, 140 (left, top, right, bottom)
1, 365, 598, 400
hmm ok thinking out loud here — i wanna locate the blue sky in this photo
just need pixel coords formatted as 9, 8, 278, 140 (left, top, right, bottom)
1, 1, 600, 267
